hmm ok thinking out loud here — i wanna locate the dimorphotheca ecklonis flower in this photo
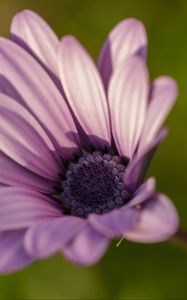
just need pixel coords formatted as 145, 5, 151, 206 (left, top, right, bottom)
0, 10, 179, 273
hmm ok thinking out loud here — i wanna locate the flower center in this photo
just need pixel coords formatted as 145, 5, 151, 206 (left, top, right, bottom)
60, 151, 130, 218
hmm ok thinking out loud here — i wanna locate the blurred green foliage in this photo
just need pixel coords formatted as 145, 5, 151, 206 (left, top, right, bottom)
0, 0, 187, 298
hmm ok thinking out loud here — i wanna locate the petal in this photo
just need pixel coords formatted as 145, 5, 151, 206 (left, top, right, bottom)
125, 177, 156, 208
138, 76, 178, 155
0, 151, 55, 193
62, 225, 109, 266
0, 38, 79, 158
0, 94, 61, 180
24, 216, 86, 259
10, 9, 59, 75
125, 128, 168, 191
0, 187, 62, 230
58, 36, 111, 147
125, 193, 179, 243
89, 207, 139, 238
109, 56, 149, 158
0, 230, 32, 274
98, 18, 147, 89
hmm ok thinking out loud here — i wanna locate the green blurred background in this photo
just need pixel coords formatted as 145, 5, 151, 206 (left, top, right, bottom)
0, 0, 187, 298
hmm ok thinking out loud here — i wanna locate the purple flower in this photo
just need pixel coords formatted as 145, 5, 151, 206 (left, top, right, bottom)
0, 10, 179, 274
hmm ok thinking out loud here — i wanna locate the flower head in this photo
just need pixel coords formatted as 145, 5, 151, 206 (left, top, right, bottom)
0, 10, 179, 273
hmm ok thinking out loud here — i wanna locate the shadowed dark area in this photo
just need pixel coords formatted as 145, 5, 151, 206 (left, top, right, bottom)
0, 75, 25, 104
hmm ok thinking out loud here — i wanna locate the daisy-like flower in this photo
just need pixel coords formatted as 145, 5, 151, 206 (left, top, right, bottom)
0, 10, 179, 274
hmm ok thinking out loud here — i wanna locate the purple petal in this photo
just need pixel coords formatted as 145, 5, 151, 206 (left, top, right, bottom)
108, 56, 149, 158
0, 187, 62, 230
125, 129, 168, 191
24, 216, 86, 259
0, 94, 61, 180
10, 10, 59, 75
58, 36, 111, 147
62, 225, 109, 266
89, 207, 138, 237
0, 152, 55, 193
0, 38, 80, 158
125, 193, 179, 243
138, 76, 178, 155
125, 177, 156, 208
98, 18, 147, 89
0, 230, 33, 274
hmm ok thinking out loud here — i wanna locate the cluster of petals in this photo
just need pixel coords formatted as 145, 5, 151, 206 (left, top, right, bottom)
0, 10, 179, 273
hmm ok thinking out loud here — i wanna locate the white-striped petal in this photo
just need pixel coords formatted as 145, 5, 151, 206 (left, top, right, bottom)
0, 95, 61, 180
58, 36, 111, 148
125, 193, 179, 243
138, 76, 178, 155
0, 187, 61, 230
0, 38, 80, 158
109, 56, 149, 158
98, 18, 147, 89
10, 9, 59, 75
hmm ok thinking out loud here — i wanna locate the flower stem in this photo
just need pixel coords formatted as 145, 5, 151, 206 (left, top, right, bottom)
171, 227, 187, 250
